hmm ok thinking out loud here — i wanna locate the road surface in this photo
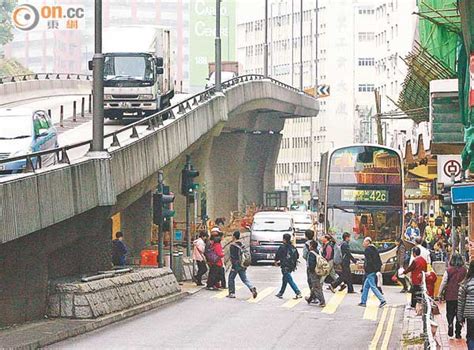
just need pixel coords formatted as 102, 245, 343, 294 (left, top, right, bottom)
53, 260, 406, 350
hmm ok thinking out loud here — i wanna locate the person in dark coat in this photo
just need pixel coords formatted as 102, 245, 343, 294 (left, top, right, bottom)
274, 233, 302, 299
227, 231, 257, 299
305, 240, 325, 306
439, 253, 467, 338
359, 237, 386, 308
331, 232, 357, 293
112, 231, 128, 266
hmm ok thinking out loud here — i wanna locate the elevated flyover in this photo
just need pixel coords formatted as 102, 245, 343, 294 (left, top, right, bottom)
0, 75, 319, 326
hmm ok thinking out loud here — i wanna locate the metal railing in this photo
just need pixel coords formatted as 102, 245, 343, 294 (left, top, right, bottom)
421, 271, 437, 349
0, 74, 315, 173
0, 72, 92, 84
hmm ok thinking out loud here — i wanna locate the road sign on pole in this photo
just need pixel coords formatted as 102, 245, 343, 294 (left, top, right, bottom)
451, 183, 474, 204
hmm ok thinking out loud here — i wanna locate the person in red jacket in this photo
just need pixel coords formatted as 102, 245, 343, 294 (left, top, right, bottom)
213, 233, 226, 289
402, 246, 427, 308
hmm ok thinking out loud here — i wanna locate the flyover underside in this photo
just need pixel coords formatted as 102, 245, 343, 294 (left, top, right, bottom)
0, 79, 318, 327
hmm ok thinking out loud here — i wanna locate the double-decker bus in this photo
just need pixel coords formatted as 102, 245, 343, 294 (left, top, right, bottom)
318, 144, 404, 277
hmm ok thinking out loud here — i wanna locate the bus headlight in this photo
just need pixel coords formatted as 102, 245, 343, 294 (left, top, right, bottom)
386, 256, 397, 264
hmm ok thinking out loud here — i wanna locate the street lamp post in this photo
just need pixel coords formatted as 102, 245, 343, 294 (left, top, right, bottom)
299, 0, 303, 91
215, 0, 222, 92
91, 0, 104, 152
264, 0, 269, 77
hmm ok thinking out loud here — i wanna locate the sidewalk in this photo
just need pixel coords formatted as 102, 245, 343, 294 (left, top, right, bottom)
0, 283, 204, 350
401, 298, 467, 349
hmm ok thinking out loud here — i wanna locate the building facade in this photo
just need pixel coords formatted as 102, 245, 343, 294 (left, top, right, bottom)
237, 0, 379, 205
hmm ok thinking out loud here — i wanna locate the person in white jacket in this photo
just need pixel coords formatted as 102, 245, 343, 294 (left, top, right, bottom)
192, 231, 208, 286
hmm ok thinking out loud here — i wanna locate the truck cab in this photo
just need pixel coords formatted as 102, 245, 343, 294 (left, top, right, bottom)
102, 26, 174, 121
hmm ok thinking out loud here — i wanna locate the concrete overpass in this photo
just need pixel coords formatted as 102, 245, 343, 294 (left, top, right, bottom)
0, 75, 319, 326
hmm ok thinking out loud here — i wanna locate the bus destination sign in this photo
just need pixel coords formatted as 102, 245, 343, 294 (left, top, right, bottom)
341, 189, 389, 203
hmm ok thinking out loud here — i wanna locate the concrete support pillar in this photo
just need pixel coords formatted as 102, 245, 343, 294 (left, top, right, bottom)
121, 192, 152, 262
263, 134, 283, 193
208, 133, 248, 219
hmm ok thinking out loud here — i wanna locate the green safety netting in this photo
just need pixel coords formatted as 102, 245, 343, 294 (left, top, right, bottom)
395, 0, 462, 123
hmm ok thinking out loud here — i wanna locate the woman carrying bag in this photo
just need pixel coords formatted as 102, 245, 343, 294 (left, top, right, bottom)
457, 260, 474, 348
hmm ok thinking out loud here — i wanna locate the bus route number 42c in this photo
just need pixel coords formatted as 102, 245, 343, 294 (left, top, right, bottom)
341, 189, 388, 203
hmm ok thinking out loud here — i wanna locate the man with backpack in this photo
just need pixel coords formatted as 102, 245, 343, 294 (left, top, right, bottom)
275, 233, 302, 299
306, 240, 326, 306
227, 231, 258, 299
359, 237, 387, 308
331, 232, 356, 293
321, 235, 340, 292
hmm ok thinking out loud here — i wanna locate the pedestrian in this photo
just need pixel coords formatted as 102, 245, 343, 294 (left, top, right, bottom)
227, 231, 258, 299
439, 253, 467, 338
458, 260, 474, 349
320, 235, 340, 292
411, 237, 431, 265
206, 234, 225, 290
192, 231, 208, 286
275, 233, 302, 299
331, 232, 356, 293
112, 231, 128, 266
424, 217, 436, 249
404, 219, 421, 242
305, 240, 326, 306
359, 237, 386, 308
402, 246, 428, 308
303, 229, 317, 289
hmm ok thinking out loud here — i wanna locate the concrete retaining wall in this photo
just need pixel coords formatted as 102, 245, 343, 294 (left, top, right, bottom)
0, 79, 91, 105
47, 268, 180, 319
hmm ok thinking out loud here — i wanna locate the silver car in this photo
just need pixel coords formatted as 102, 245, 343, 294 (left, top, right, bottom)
0, 108, 58, 174
250, 211, 294, 264
289, 211, 316, 243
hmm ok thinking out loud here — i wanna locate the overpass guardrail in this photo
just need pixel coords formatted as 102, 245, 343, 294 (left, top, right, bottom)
0, 73, 92, 84
0, 74, 314, 173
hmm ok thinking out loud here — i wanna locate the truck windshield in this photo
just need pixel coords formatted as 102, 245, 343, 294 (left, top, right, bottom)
104, 55, 154, 86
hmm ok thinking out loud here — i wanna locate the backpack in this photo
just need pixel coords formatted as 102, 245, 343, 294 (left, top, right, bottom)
333, 242, 343, 265
233, 243, 252, 268
205, 243, 219, 264
284, 245, 299, 271
312, 251, 330, 276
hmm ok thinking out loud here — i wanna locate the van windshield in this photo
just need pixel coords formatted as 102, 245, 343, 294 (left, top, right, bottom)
253, 218, 292, 232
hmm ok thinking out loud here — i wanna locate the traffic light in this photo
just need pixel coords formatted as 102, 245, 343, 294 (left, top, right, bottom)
181, 167, 200, 196
153, 186, 175, 228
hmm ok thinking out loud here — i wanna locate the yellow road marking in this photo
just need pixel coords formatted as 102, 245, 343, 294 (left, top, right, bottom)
369, 306, 389, 350
248, 287, 275, 303
321, 289, 347, 314
212, 287, 243, 299
282, 288, 310, 308
363, 294, 379, 321
380, 307, 397, 350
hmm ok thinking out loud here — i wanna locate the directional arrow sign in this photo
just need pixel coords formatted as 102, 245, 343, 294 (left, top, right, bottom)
317, 84, 330, 97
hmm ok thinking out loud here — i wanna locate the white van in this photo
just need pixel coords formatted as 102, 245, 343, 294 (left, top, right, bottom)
250, 211, 294, 264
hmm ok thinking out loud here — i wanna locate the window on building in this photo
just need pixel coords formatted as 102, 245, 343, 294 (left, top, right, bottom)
358, 58, 375, 66
358, 32, 375, 42
358, 84, 375, 92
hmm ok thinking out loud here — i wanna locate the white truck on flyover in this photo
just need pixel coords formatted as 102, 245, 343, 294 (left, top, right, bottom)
102, 26, 175, 120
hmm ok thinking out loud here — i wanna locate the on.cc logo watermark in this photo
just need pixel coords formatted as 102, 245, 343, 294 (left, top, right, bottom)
12, 4, 40, 31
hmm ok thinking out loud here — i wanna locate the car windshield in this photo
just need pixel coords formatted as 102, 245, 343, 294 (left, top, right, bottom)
0, 116, 32, 139
327, 206, 401, 254
252, 218, 292, 232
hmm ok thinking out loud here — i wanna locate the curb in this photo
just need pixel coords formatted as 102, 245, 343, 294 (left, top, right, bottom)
9, 292, 187, 350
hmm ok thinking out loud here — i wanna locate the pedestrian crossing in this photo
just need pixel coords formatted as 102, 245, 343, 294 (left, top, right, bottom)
205, 285, 402, 318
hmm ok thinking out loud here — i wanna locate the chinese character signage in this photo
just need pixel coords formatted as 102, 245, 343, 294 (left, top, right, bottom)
12, 3, 85, 31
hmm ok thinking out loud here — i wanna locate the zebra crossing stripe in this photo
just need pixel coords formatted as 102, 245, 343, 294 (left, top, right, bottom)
281, 288, 311, 309
248, 287, 275, 303
363, 294, 379, 321
321, 289, 347, 314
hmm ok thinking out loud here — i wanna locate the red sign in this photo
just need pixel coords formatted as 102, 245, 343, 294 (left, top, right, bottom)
470, 54, 474, 107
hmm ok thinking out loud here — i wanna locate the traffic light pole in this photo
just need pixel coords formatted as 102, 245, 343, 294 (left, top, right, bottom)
157, 172, 164, 267
186, 191, 191, 257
